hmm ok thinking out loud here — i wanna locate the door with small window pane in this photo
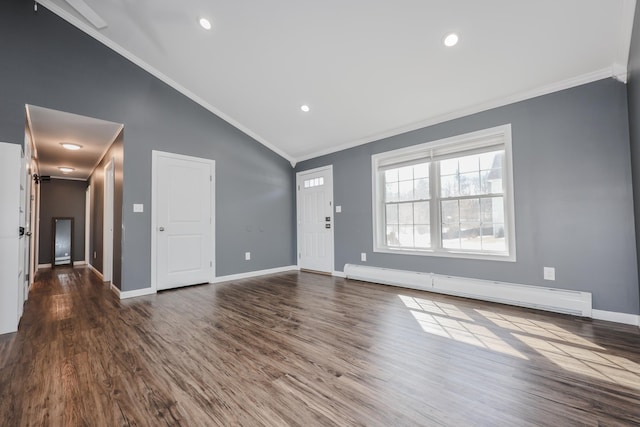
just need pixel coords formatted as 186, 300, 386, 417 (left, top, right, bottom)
297, 166, 334, 273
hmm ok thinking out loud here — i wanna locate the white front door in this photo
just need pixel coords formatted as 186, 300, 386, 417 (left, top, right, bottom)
153, 151, 214, 291
297, 165, 334, 273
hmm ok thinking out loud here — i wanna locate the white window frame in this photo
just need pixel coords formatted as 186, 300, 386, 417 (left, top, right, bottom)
371, 124, 516, 262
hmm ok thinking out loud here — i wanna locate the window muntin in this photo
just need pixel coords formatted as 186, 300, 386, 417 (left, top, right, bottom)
373, 125, 515, 261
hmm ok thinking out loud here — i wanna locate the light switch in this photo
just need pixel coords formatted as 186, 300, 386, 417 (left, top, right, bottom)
133, 204, 144, 213
336, 205, 342, 213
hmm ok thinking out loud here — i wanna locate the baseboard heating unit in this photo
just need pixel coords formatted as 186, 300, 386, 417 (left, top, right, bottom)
343, 264, 592, 317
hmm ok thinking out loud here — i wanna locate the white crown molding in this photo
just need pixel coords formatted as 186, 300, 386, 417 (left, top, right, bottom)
38, 1, 295, 165
294, 67, 618, 163
615, 0, 637, 83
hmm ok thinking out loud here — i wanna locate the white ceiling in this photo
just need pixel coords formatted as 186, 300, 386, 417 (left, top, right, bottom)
27, 105, 123, 180
39, 0, 636, 165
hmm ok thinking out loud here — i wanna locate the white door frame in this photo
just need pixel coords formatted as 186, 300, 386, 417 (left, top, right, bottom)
296, 164, 335, 273
85, 185, 91, 265
150, 150, 216, 292
103, 158, 114, 283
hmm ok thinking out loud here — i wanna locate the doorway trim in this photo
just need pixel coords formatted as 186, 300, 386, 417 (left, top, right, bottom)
150, 150, 216, 293
103, 158, 114, 283
296, 164, 335, 274
85, 185, 91, 265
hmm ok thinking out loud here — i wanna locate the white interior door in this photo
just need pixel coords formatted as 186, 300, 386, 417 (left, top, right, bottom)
153, 151, 214, 291
296, 165, 334, 273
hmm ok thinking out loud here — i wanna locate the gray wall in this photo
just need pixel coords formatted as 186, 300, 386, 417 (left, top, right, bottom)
38, 178, 87, 264
627, 0, 640, 312
0, 0, 295, 291
88, 130, 123, 288
297, 79, 640, 315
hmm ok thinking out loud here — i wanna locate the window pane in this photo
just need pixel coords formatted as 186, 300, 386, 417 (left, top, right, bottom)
460, 222, 482, 250
480, 151, 501, 170
415, 225, 430, 248
440, 174, 458, 198
398, 225, 414, 247
398, 166, 413, 181
398, 203, 413, 224
386, 225, 400, 246
481, 197, 504, 223
459, 172, 480, 196
442, 225, 460, 249
458, 155, 479, 173
414, 163, 429, 179
414, 201, 430, 224
414, 178, 429, 200
399, 180, 413, 201
481, 224, 506, 251
386, 182, 399, 202
460, 198, 480, 222
440, 158, 458, 175
385, 169, 399, 183
441, 200, 459, 223
386, 204, 399, 224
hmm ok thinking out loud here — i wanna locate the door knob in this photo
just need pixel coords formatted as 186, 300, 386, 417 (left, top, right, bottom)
159, 227, 165, 231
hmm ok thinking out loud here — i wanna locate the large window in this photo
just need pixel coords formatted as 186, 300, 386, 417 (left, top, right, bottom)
372, 124, 515, 261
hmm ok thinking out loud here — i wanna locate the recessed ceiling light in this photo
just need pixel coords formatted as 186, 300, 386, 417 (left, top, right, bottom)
300, 105, 310, 112
61, 142, 82, 151
58, 167, 75, 173
199, 18, 212, 30
443, 33, 459, 47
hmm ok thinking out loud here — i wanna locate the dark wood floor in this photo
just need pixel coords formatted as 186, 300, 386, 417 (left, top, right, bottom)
1, 267, 639, 426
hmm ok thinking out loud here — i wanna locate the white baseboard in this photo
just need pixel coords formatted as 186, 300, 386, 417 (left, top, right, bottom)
88, 264, 103, 280
110, 283, 120, 297
74, 260, 87, 266
38, 263, 51, 269
592, 309, 640, 327
213, 265, 298, 283
109, 282, 155, 299
332, 270, 346, 278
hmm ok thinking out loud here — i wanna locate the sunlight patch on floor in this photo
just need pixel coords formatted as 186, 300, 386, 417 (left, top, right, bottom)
513, 333, 640, 389
399, 295, 527, 359
474, 309, 604, 350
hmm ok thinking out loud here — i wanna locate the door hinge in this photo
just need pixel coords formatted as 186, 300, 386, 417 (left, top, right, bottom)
210, 175, 212, 181
210, 261, 212, 267
298, 252, 301, 259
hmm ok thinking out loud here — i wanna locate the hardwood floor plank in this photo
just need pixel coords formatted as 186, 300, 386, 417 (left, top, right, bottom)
1, 267, 639, 426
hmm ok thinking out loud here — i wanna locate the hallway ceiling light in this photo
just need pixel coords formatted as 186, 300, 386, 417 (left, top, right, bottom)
199, 18, 212, 30
443, 33, 459, 47
61, 142, 82, 150
300, 105, 310, 112
58, 167, 75, 173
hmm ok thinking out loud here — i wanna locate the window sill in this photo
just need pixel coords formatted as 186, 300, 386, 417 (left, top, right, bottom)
373, 247, 516, 262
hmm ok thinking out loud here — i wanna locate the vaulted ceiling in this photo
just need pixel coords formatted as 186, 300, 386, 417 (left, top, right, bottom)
39, 0, 636, 164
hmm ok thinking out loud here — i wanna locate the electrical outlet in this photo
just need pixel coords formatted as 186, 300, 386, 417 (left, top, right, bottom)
93, 251, 97, 259
543, 267, 555, 281
361, 252, 367, 262
336, 205, 342, 213
245, 252, 251, 261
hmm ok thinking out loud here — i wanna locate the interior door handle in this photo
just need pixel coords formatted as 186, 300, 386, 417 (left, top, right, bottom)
159, 227, 165, 231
